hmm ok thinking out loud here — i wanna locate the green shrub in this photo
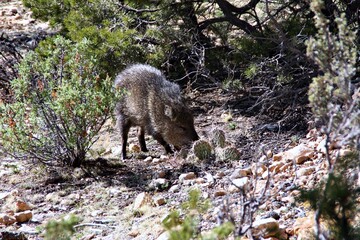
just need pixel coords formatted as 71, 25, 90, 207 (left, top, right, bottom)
0, 36, 122, 167
163, 189, 234, 240
22, 0, 162, 78
306, 1, 357, 120
44, 214, 79, 240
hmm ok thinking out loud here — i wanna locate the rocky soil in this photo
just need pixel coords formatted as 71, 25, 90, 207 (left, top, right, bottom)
1, 1, 358, 240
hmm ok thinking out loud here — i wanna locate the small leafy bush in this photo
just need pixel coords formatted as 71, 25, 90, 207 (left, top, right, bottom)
0, 36, 122, 167
44, 214, 79, 240
163, 189, 234, 240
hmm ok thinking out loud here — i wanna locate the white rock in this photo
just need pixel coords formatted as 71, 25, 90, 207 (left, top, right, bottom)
111, 146, 122, 156
231, 177, 249, 189
152, 158, 162, 164
160, 155, 169, 161
273, 144, 314, 164
269, 161, 284, 173
133, 192, 152, 209
230, 168, 251, 179
179, 172, 196, 182
251, 218, 280, 238
144, 156, 153, 163
204, 172, 215, 185
157, 231, 169, 240
168, 185, 180, 193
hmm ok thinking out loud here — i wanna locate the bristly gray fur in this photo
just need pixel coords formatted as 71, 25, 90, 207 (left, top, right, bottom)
114, 63, 199, 159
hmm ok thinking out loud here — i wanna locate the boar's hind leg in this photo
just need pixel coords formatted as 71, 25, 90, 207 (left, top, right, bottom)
138, 127, 148, 152
119, 119, 131, 160
153, 133, 173, 154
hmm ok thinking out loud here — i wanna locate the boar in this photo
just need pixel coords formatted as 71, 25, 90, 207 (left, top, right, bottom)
114, 64, 199, 159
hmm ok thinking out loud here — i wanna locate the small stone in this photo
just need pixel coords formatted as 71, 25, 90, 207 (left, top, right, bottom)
273, 144, 314, 164
251, 218, 280, 238
195, 178, 206, 184
144, 156, 152, 163
339, 148, 352, 157
129, 144, 140, 153
168, 185, 180, 193
152, 158, 162, 164
179, 172, 196, 182
133, 192, 152, 209
149, 178, 168, 190
261, 170, 269, 179
214, 190, 226, 197
214, 171, 225, 179
158, 171, 166, 178
230, 168, 251, 179
269, 162, 284, 173
128, 229, 140, 237
160, 155, 169, 161
204, 173, 215, 185
10, 8, 18, 15
252, 163, 267, 176
0, 214, 16, 225
228, 185, 239, 193
231, 177, 249, 189
297, 166, 315, 176
156, 231, 169, 240
14, 210, 32, 223
281, 196, 295, 204
154, 196, 166, 206
15, 201, 32, 212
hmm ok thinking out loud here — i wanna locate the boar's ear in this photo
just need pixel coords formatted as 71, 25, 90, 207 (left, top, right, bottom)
164, 105, 176, 120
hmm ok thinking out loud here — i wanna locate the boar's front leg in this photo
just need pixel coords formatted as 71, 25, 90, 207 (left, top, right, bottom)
118, 117, 131, 160
138, 127, 148, 152
153, 133, 173, 154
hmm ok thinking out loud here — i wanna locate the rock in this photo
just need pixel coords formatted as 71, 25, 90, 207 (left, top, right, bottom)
14, 210, 32, 223
133, 192, 152, 209
195, 178, 206, 184
149, 178, 168, 190
297, 166, 316, 176
158, 170, 166, 178
204, 172, 215, 185
157, 231, 169, 240
15, 201, 32, 212
230, 168, 251, 179
168, 185, 180, 193
144, 156, 153, 163
252, 163, 267, 176
111, 146, 122, 156
179, 172, 196, 182
129, 143, 140, 153
128, 229, 140, 237
154, 196, 166, 206
231, 177, 249, 190
261, 170, 269, 179
0, 191, 11, 200
0, 213, 16, 225
251, 218, 280, 238
273, 144, 314, 164
214, 171, 225, 179
152, 158, 162, 164
214, 190, 226, 197
339, 148, 353, 157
